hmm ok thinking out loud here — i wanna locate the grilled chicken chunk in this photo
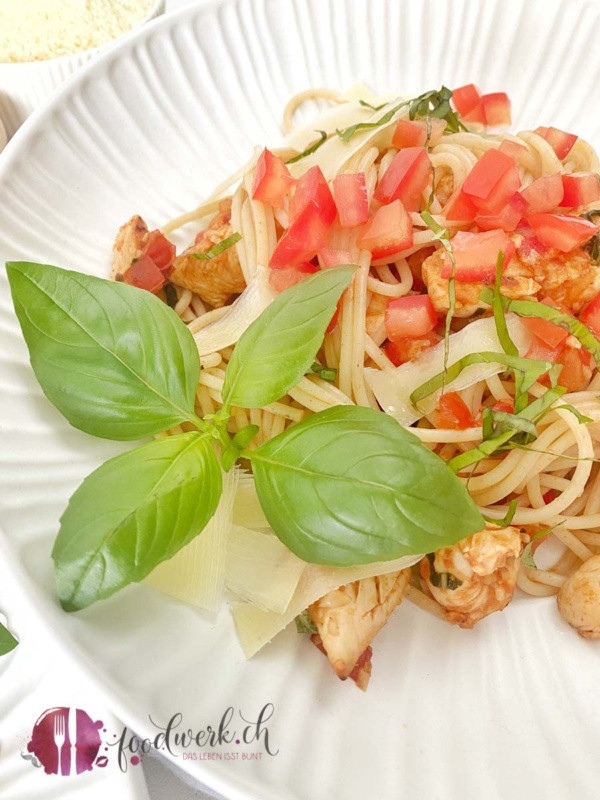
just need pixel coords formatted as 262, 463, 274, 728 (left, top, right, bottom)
557, 555, 600, 639
170, 199, 246, 307
111, 214, 148, 279
308, 569, 411, 681
420, 524, 526, 628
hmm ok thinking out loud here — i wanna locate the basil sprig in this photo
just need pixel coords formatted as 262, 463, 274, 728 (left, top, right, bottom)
7, 262, 484, 610
0, 621, 18, 656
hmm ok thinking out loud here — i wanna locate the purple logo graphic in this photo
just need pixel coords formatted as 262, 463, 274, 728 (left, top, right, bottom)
26, 707, 105, 776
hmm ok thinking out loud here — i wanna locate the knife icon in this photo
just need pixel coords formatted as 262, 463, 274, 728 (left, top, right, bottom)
67, 707, 77, 776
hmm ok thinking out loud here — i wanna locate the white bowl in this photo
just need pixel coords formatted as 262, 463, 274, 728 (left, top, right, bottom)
0, 0, 165, 139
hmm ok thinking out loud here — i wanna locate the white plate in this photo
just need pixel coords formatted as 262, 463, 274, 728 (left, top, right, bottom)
2, 1, 600, 798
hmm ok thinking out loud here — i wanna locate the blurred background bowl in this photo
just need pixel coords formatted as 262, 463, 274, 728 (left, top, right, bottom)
0, 0, 165, 141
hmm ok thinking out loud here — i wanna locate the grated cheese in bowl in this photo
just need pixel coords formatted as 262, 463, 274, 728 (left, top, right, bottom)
0, 0, 158, 63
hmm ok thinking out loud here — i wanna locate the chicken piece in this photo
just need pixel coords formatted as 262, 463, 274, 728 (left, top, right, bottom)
435, 168, 454, 207
422, 236, 600, 317
111, 214, 149, 279
420, 523, 526, 628
310, 634, 373, 691
366, 293, 388, 339
308, 569, 410, 681
170, 198, 246, 307
557, 555, 600, 638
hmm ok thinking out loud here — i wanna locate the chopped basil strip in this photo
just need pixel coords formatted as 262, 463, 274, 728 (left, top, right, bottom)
555, 405, 593, 425
192, 232, 242, 260
295, 610, 318, 634
359, 99, 387, 112
410, 352, 553, 408
521, 527, 555, 569
408, 87, 466, 133
286, 131, 328, 164
309, 362, 338, 382
479, 289, 600, 367
483, 498, 518, 527
420, 210, 454, 374
336, 100, 407, 143
448, 386, 567, 472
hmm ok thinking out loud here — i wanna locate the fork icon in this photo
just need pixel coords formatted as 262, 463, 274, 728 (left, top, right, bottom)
53, 712, 66, 775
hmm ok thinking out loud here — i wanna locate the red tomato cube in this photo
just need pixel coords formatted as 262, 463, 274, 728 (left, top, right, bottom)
560, 173, 600, 208
374, 147, 433, 208
452, 84, 481, 116
580, 295, 600, 338
434, 392, 476, 430
319, 248, 353, 268
481, 93, 511, 126
527, 213, 599, 252
252, 148, 294, 209
358, 199, 413, 260
520, 173, 564, 215
392, 118, 447, 149
289, 166, 336, 223
333, 172, 369, 228
520, 298, 570, 349
499, 139, 527, 159
475, 193, 525, 232
269, 262, 319, 293
441, 229, 515, 281
443, 186, 477, 222
123, 255, 165, 294
462, 149, 520, 214
535, 126, 578, 160
142, 230, 176, 272
384, 294, 437, 342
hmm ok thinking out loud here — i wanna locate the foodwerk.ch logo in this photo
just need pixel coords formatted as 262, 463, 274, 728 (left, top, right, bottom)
22, 703, 278, 776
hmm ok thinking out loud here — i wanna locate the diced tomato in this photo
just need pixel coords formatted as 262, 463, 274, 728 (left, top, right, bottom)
326, 298, 342, 333
560, 173, 600, 208
556, 346, 591, 392
452, 84, 483, 120
141, 230, 176, 272
491, 399, 515, 414
251, 148, 294, 209
520, 299, 570, 349
435, 392, 476, 430
319, 248, 353, 268
268, 261, 319, 293
391, 118, 447, 149
443, 186, 477, 222
384, 295, 437, 342
527, 213, 598, 252
440, 229, 515, 280
333, 172, 369, 228
475, 193, 525, 232
374, 147, 433, 208
462, 149, 520, 215
358, 199, 413, 260
525, 334, 564, 364
535, 126, 578, 160
520, 173, 564, 216
580, 295, 600, 338
542, 490, 557, 505
499, 139, 527, 159
516, 230, 549, 260
462, 102, 486, 124
123, 254, 165, 293
480, 92, 511, 126
270, 167, 337, 268
383, 330, 439, 366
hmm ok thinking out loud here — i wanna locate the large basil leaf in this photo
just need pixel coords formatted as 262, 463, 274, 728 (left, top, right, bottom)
0, 621, 18, 656
250, 406, 484, 565
6, 262, 200, 440
53, 432, 222, 610
222, 266, 355, 409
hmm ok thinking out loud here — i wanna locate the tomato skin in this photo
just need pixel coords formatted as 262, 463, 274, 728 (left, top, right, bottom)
462, 149, 520, 214
440, 229, 515, 281
452, 84, 481, 116
384, 295, 437, 342
391, 118, 447, 149
332, 172, 369, 228
527, 213, 599, 252
443, 186, 477, 222
520, 173, 564, 215
374, 147, 433, 208
252, 148, 294, 209
123, 254, 165, 294
435, 392, 476, 430
358, 199, 413, 260
499, 139, 527, 159
269, 262, 319, 293
560, 173, 600, 208
475, 193, 525, 232
480, 92, 511, 126
270, 167, 337, 268
579, 295, 600, 338
535, 126, 578, 159
319, 248, 353, 268
383, 330, 439, 365
142, 230, 176, 272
